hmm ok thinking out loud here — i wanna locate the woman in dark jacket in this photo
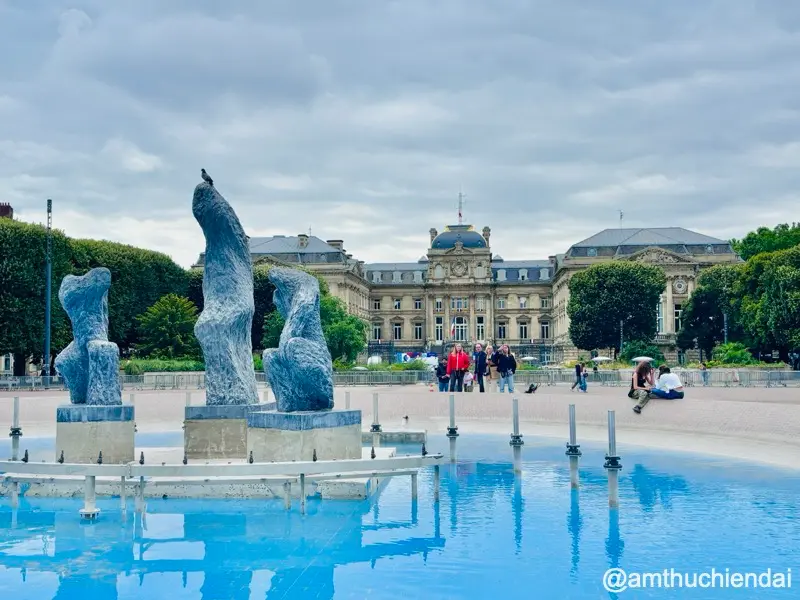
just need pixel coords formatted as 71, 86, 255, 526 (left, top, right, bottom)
495, 344, 517, 393
435, 358, 449, 392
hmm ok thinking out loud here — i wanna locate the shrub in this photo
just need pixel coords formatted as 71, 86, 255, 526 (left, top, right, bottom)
620, 340, 665, 365
711, 342, 756, 365
253, 354, 263, 371
121, 359, 205, 373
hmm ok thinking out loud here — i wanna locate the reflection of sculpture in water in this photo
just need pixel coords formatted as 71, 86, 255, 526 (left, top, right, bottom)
262, 267, 334, 412
1, 500, 444, 600
630, 464, 689, 511
54, 267, 121, 406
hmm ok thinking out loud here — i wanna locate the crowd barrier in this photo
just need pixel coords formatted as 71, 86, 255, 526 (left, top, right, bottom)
1, 368, 798, 392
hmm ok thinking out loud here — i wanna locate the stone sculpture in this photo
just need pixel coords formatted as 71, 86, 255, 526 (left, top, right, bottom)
262, 267, 334, 412
54, 267, 121, 405
193, 180, 259, 406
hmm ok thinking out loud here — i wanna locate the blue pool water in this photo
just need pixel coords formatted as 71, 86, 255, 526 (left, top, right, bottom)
1, 435, 799, 599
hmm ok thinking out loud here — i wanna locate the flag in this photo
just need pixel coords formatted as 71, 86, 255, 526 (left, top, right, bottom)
450, 318, 456, 338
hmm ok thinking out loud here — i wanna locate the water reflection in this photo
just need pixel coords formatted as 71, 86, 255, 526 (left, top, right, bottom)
630, 464, 689, 511
0, 497, 444, 600
566, 489, 581, 579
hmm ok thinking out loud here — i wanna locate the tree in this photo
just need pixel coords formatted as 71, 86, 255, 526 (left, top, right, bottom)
619, 340, 664, 364
711, 342, 756, 365
676, 265, 743, 358
136, 294, 200, 359
252, 265, 276, 352
71, 239, 188, 355
731, 223, 800, 261
0, 219, 73, 374
567, 261, 666, 355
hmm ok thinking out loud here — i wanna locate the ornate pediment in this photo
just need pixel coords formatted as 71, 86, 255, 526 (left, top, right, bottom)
626, 247, 697, 265
444, 241, 473, 255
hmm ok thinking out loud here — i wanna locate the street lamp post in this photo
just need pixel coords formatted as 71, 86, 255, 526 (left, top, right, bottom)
43, 199, 52, 380
723, 312, 728, 344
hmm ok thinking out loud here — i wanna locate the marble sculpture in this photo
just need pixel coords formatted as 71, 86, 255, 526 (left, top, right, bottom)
192, 179, 259, 405
54, 267, 122, 405
262, 267, 335, 412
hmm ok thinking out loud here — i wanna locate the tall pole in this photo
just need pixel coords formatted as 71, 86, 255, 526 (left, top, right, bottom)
457, 191, 464, 225
619, 319, 623, 356
723, 312, 728, 344
44, 199, 52, 378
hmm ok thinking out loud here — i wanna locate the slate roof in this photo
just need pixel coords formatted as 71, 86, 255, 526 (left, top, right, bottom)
248, 235, 342, 254
571, 227, 726, 248
364, 263, 424, 271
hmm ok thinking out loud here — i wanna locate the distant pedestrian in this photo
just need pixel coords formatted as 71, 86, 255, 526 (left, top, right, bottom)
496, 344, 517, 393
579, 363, 588, 392
435, 357, 449, 392
571, 362, 583, 391
485, 345, 496, 390
700, 362, 709, 386
472, 343, 487, 393
446, 343, 471, 392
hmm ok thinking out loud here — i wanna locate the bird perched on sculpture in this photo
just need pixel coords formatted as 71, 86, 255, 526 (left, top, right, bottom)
201, 168, 214, 187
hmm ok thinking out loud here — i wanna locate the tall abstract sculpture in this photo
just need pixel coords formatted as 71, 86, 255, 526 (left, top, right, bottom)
262, 267, 334, 412
54, 267, 121, 405
193, 180, 258, 405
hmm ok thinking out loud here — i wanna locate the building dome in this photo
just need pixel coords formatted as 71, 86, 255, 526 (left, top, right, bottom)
431, 225, 487, 250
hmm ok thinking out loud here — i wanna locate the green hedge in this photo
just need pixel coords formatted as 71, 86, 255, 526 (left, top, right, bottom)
123, 355, 265, 374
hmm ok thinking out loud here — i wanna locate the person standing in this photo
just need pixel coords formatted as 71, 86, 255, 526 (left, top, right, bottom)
571, 362, 583, 391
496, 344, 517, 393
446, 343, 471, 392
435, 357, 450, 392
472, 343, 487, 393
485, 345, 496, 391
579, 363, 588, 392
700, 362, 709, 386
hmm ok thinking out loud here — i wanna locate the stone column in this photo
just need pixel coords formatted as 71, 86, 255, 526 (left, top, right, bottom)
444, 295, 451, 342
426, 293, 434, 343
469, 293, 476, 344
664, 277, 673, 333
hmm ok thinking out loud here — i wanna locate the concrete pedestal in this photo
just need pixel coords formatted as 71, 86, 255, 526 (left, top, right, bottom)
184, 403, 276, 460
56, 405, 135, 464
247, 410, 362, 462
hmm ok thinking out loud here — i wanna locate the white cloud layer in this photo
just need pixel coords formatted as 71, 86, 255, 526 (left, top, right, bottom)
2, 0, 800, 267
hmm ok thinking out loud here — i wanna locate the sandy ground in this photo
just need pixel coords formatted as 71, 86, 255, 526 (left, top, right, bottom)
2, 383, 799, 469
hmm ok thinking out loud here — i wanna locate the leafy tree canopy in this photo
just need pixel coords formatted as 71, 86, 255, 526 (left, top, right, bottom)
619, 340, 665, 364
136, 294, 201, 359
568, 261, 666, 353
731, 222, 800, 261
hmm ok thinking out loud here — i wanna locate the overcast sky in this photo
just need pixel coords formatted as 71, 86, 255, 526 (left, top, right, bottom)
3, 1, 800, 267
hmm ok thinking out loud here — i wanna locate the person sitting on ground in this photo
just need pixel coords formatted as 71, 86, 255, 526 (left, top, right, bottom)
650, 365, 685, 400
630, 360, 652, 414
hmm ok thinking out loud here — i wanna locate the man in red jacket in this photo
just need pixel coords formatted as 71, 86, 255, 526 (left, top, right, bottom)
446, 343, 471, 392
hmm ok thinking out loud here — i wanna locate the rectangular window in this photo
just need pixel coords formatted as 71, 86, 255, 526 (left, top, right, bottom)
450, 297, 468, 310
372, 325, 382, 340
476, 296, 485, 311
674, 303, 683, 332
656, 301, 664, 333
393, 298, 402, 310
2, 355, 10, 371
414, 323, 423, 340
519, 322, 528, 340
414, 298, 422, 310
393, 323, 402, 340
519, 270, 527, 281
497, 297, 506, 309
519, 297, 528, 309
540, 297, 551, 309
498, 322, 507, 339
476, 316, 485, 340
372, 299, 381, 311
540, 321, 550, 339
435, 297, 443, 311
435, 317, 444, 342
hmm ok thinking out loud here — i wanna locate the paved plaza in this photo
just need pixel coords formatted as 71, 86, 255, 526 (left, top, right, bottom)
2, 384, 799, 469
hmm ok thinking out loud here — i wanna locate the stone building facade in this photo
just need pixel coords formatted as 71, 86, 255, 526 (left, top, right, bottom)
193, 224, 741, 363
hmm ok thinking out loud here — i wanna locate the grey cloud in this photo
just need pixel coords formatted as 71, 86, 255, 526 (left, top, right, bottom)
2, 0, 800, 268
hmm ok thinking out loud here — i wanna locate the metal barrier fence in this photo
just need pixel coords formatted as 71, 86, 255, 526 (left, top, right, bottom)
1, 368, 798, 391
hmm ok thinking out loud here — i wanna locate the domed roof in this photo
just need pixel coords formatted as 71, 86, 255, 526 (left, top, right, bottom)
431, 225, 487, 249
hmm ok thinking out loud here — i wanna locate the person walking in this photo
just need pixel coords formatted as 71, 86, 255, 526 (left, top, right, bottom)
496, 344, 517, 393
630, 361, 653, 413
435, 357, 450, 392
571, 362, 583, 391
446, 343, 471, 392
579, 363, 588, 392
472, 343, 487, 393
